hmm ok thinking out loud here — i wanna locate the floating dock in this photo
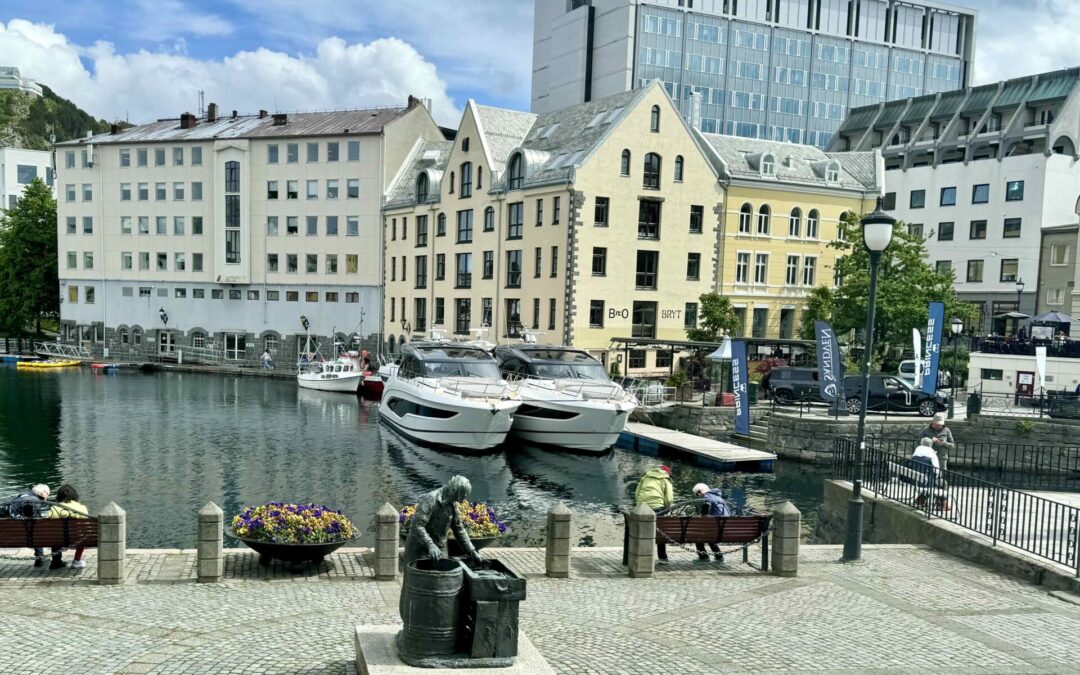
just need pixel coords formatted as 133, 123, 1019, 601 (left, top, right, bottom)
617, 422, 776, 472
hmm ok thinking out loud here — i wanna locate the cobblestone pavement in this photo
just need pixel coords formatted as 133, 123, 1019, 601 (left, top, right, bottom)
2, 544, 1080, 673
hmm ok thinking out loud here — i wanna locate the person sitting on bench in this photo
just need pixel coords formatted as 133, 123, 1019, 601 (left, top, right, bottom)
47, 484, 89, 570
692, 483, 733, 562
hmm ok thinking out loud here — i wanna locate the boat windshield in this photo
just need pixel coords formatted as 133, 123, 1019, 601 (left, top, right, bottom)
531, 363, 610, 381
422, 361, 503, 379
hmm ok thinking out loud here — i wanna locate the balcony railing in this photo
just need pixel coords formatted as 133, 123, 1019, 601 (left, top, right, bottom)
973, 336, 1080, 359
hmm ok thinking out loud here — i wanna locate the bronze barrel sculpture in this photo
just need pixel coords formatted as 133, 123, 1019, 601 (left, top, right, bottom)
398, 558, 464, 661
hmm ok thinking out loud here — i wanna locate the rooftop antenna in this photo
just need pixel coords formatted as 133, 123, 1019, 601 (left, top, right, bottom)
198, 90, 205, 117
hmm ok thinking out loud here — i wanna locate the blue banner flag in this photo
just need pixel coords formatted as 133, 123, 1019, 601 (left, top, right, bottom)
922, 302, 945, 395
731, 339, 750, 435
814, 321, 843, 403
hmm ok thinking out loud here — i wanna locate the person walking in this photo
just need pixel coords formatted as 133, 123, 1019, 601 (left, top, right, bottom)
919, 412, 955, 472
692, 483, 733, 562
47, 484, 89, 569
261, 349, 274, 370
635, 466, 673, 563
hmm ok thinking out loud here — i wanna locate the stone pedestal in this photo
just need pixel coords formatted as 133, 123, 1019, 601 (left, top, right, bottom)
626, 503, 656, 578
98, 502, 126, 585
374, 502, 399, 581
545, 502, 571, 578
355, 625, 554, 674
771, 501, 801, 577
197, 501, 223, 583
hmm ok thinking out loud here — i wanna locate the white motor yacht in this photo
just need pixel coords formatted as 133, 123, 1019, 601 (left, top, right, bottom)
378, 342, 520, 451
495, 344, 637, 453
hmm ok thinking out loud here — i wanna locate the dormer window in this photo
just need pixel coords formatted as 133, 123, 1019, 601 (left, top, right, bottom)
508, 153, 524, 189
825, 161, 840, 183
761, 154, 775, 177
416, 173, 429, 203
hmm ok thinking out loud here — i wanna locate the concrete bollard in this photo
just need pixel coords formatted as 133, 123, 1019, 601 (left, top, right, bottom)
197, 502, 224, 583
626, 503, 656, 578
771, 501, 801, 577
97, 502, 126, 585
545, 502, 572, 578
374, 502, 400, 581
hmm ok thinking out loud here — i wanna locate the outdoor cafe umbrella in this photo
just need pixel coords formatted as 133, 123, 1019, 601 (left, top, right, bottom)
1032, 311, 1074, 323
993, 311, 1030, 319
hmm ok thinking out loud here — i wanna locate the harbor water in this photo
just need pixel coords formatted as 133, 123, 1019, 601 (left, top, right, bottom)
2, 367, 830, 547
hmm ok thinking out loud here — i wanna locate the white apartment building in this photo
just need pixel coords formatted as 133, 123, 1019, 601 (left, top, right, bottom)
0, 66, 42, 96
531, 0, 976, 148
56, 100, 441, 361
831, 67, 1080, 333
0, 147, 53, 209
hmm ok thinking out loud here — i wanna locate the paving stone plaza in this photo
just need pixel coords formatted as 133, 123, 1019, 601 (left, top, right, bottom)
3, 544, 1080, 673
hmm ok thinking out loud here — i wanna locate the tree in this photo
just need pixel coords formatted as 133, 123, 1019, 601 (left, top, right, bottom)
827, 211, 978, 357
797, 285, 835, 340
0, 178, 58, 333
686, 292, 739, 342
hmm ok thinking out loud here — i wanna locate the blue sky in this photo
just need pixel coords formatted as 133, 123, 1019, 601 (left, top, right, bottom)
0, 0, 1074, 126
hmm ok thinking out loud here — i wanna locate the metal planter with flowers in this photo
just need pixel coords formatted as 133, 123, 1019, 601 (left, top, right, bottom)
229, 502, 357, 571
399, 500, 507, 556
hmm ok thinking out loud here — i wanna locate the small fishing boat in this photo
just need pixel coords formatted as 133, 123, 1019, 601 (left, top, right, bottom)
90, 363, 122, 372
17, 359, 82, 369
295, 329, 364, 394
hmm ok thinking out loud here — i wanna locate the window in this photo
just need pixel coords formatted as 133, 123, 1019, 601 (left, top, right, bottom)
689, 205, 704, 234
548, 298, 557, 331
635, 251, 659, 289
1047, 288, 1065, 305
754, 253, 769, 284
589, 300, 604, 328
826, 163, 840, 182
66, 216, 76, 234
66, 151, 76, 169
621, 149, 631, 176
1003, 218, 1022, 238
192, 182, 202, 200
551, 195, 560, 224
966, 259, 984, 282
326, 180, 338, 199
224, 160, 241, 264
1050, 244, 1070, 266
632, 301, 657, 338
456, 253, 473, 288
535, 198, 543, 226
173, 182, 185, 200
306, 254, 318, 273
483, 206, 495, 232
286, 254, 298, 273
883, 192, 897, 210
265, 217, 279, 236
267, 144, 279, 163
157, 253, 167, 271
326, 142, 339, 162
437, 213, 446, 236
191, 147, 202, 165
736, 252, 750, 283
267, 254, 279, 272
348, 140, 360, 161
482, 251, 494, 279
455, 210, 473, 245
137, 183, 148, 201
684, 302, 698, 329
301, 216, 316, 236
786, 255, 799, 285
938, 221, 954, 241
638, 199, 661, 239
508, 202, 523, 239
67, 286, 80, 304
628, 350, 646, 369
1000, 258, 1018, 282
910, 190, 926, 209
969, 220, 987, 240
802, 256, 817, 285
84, 217, 94, 234
908, 223, 923, 238
460, 162, 472, 197
415, 215, 428, 247
267, 181, 279, 200
346, 254, 358, 273
531, 298, 540, 329
346, 217, 358, 236
120, 183, 131, 201
534, 247, 542, 278
174, 216, 185, 235
686, 252, 701, 280
761, 154, 775, 177
192, 217, 203, 236
65, 184, 75, 202
643, 153, 661, 189
172, 253, 185, 271
305, 292, 318, 303
82, 184, 93, 201
935, 261, 952, 275
307, 142, 319, 162
155, 148, 166, 166
506, 250, 522, 287
650, 104, 660, 132
508, 153, 524, 189
416, 173, 429, 202
806, 210, 819, 238
477, 166, 483, 190
66, 251, 77, 269
138, 252, 149, 270
981, 369, 1004, 381
1006, 180, 1024, 201
738, 203, 752, 234
589, 246, 608, 276
301, 179, 317, 200
673, 155, 686, 182
757, 204, 770, 235
940, 187, 957, 206
548, 246, 558, 278
594, 197, 609, 226
286, 180, 298, 199
788, 208, 801, 237
287, 216, 298, 236
285, 143, 298, 164
972, 184, 989, 204
347, 178, 359, 199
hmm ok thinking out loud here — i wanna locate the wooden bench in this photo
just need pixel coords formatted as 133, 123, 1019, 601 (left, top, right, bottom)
0, 518, 99, 551
622, 511, 772, 571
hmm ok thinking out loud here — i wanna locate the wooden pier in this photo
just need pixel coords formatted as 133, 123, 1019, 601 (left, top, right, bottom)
617, 422, 776, 472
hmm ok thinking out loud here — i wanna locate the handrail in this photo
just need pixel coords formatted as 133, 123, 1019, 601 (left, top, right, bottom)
401, 375, 512, 401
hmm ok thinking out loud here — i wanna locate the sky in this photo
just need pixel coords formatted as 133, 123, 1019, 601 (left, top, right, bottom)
0, 0, 1074, 128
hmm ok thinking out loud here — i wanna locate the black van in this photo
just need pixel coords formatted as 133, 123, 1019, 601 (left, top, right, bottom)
767, 367, 823, 404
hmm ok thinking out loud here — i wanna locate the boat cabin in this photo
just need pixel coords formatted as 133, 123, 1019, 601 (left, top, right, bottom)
399, 343, 503, 380
494, 345, 609, 381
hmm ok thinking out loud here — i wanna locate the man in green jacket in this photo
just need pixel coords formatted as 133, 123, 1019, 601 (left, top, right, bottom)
635, 466, 673, 561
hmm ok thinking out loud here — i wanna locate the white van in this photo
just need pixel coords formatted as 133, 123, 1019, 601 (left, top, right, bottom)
898, 360, 951, 388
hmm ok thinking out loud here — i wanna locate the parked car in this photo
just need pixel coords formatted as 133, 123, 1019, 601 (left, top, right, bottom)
844, 374, 949, 416
897, 360, 951, 388
767, 367, 823, 404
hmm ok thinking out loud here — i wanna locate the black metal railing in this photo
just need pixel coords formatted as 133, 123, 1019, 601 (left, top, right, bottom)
973, 337, 1080, 359
973, 388, 1080, 419
834, 438, 1080, 576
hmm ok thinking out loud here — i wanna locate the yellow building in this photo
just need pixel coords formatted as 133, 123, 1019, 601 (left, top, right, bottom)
697, 135, 880, 345
382, 82, 724, 373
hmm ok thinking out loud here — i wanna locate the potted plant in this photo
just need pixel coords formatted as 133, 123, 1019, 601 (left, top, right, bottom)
400, 500, 507, 556
229, 502, 357, 571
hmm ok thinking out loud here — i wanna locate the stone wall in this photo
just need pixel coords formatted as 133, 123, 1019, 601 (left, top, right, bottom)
633, 404, 736, 438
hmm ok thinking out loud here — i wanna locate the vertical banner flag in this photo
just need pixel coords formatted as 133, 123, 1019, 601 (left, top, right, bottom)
1036, 346, 1047, 391
731, 339, 750, 436
922, 302, 945, 395
913, 328, 923, 389
814, 321, 843, 404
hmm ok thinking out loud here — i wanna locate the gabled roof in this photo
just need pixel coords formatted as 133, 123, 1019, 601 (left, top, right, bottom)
698, 133, 877, 192
473, 104, 537, 176
384, 137, 454, 208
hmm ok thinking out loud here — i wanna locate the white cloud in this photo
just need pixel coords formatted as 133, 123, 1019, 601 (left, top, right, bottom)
0, 19, 460, 126
128, 0, 233, 41
973, 0, 1079, 84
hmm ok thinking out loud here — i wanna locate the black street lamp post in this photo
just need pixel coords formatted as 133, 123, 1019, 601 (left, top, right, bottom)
947, 317, 963, 419
842, 197, 895, 563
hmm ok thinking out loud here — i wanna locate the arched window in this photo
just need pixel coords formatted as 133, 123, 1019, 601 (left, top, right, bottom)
807, 209, 820, 239
437, 213, 447, 236
643, 152, 661, 189
757, 204, 771, 235
484, 206, 495, 232
132, 327, 143, 345
738, 203, 753, 234
788, 208, 801, 237
620, 149, 631, 176
191, 331, 206, 349
674, 155, 684, 181
460, 162, 472, 197
825, 161, 840, 182
837, 211, 849, 242
650, 105, 660, 132
119, 328, 129, 345
415, 173, 429, 203
508, 153, 524, 189
761, 154, 775, 177
477, 165, 483, 189
388, 335, 396, 354
449, 171, 455, 194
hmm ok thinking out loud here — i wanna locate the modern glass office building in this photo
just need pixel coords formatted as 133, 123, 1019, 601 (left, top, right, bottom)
532, 0, 976, 148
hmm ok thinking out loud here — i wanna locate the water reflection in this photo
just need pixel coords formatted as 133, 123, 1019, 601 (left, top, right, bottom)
0, 369, 828, 547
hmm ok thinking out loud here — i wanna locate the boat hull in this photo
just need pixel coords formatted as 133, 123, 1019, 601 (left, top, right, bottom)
509, 398, 634, 453
361, 376, 384, 399
378, 382, 518, 451
297, 373, 362, 393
